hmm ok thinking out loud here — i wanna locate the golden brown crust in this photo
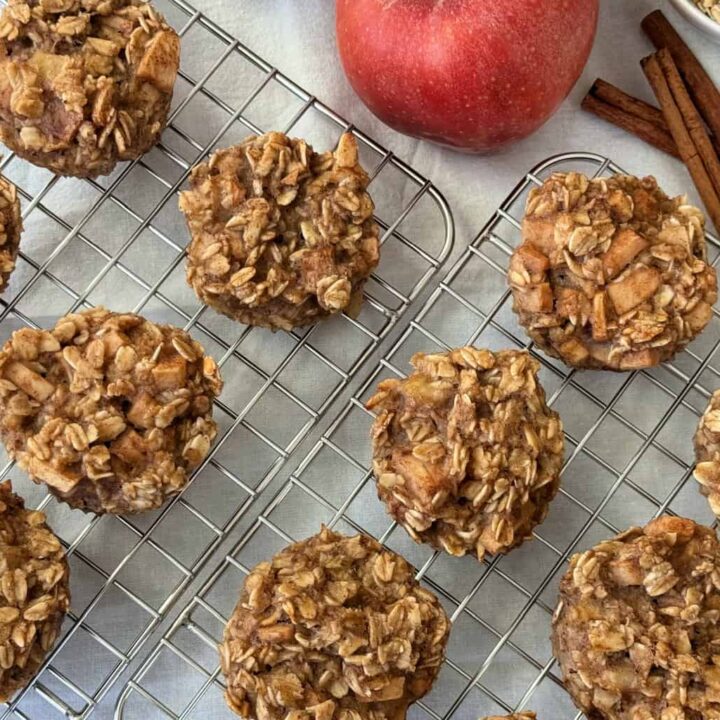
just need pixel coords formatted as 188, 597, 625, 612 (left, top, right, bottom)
0, 307, 223, 514
368, 348, 564, 560
180, 132, 380, 331
219, 526, 450, 720
0, 172, 21, 294
0, 480, 70, 702
0, 0, 180, 178
552, 517, 720, 719
482, 714, 537, 720
509, 173, 717, 370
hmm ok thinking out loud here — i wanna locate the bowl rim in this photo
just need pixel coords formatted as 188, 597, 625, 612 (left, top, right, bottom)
669, 0, 720, 37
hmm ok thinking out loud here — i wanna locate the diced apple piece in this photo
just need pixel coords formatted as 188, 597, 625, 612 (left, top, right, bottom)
41, 96, 82, 144
602, 229, 648, 280
136, 31, 180, 94
110, 429, 148, 465
37, 332, 61, 353
521, 216, 557, 257
608, 557, 643, 586
391, 450, 444, 508
126, 392, 159, 429
27, 456, 80, 493
27, 52, 71, 83
685, 301, 713, 334
364, 676, 405, 702
592, 291, 608, 342
555, 287, 589, 320
703, 666, 720, 692
151, 356, 187, 390
645, 516, 696, 541
558, 338, 589, 364
514, 244, 550, 276
3, 361, 54, 401
101, 329, 129, 356
589, 344, 612, 366
618, 348, 660, 370
607, 267, 661, 315
403, 375, 454, 405
518, 283, 553, 313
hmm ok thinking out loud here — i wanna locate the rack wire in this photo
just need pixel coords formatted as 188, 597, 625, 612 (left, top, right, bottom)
0, 0, 454, 717
115, 151, 720, 720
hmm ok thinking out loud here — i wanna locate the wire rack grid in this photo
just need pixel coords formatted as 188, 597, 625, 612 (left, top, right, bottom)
0, 1, 454, 718
115, 150, 720, 720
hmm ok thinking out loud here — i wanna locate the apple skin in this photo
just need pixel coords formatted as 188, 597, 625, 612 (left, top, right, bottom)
335, 0, 599, 152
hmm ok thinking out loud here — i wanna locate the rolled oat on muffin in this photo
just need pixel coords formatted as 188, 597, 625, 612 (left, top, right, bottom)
180, 131, 380, 331
0, 480, 70, 702
0, 170, 21, 294
0, 307, 222, 514
552, 516, 720, 719
220, 526, 450, 720
693, 389, 720, 517
368, 348, 564, 560
0, 0, 180, 177
509, 172, 717, 370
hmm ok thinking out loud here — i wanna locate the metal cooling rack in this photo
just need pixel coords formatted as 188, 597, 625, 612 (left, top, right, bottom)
114, 151, 720, 720
0, 1, 454, 717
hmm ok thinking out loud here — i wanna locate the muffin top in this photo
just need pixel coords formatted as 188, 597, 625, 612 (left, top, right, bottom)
553, 516, 720, 719
0, 480, 70, 702
0, 307, 222, 514
180, 132, 380, 330
220, 526, 450, 720
368, 348, 563, 560
509, 172, 717, 370
0, 0, 180, 177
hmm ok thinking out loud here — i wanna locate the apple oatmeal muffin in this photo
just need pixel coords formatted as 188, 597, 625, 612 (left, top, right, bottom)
552, 517, 720, 720
180, 131, 380, 331
220, 526, 450, 720
0, 171, 21, 294
693, 389, 720, 517
0, 480, 70, 702
509, 173, 717, 370
367, 348, 564, 560
0, 0, 180, 178
0, 307, 223, 514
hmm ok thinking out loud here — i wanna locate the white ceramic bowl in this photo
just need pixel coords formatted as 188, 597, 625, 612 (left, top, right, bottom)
669, 0, 720, 43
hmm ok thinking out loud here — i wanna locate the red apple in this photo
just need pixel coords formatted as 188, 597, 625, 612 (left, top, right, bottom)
336, 0, 599, 152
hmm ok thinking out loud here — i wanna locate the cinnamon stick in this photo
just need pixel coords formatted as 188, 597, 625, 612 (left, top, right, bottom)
642, 52, 720, 233
655, 48, 720, 198
590, 79, 668, 130
581, 91, 680, 159
642, 10, 720, 143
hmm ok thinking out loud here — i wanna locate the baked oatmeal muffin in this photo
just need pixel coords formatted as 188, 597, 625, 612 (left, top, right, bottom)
0, 0, 180, 178
220, 526, 450, 720
483, 714, 536, 720
180, 131, 380, 331
0, 307, 222, 514
509, 173, 717, 370
552, 516, 720, 720
367, 348, 564, 560
0, 480, 70, 702
693, 389, 720, 517
0, 171, 21, 294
